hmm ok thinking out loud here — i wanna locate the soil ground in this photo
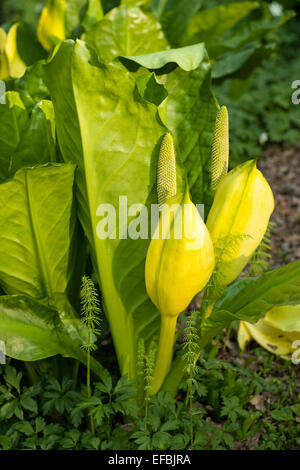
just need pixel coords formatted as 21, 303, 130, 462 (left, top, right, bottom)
258, 144, 300, 268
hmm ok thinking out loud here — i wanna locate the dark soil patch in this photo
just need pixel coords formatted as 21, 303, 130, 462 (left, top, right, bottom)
258, 144, 300, 268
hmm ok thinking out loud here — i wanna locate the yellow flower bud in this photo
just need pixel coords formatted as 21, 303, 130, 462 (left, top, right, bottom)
145, 189, 215, 393
37, 0, 66, 52
146, 191, 214, 317
206, 159, 274, 286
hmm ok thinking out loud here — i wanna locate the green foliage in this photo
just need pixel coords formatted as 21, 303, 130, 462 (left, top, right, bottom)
214, 260, 300, 322
0, 0, 298, 452
0, 94, 56, 182
84, 4, 169, 63
80, 276, 102, 353
0, 164, 75, 296
72, 372, 138, 429
183, 312, 201, 385
45, 39, 168, 380
80, 275, 102, 433
215, 17, 300, 165
183, 311, 201, 446
1, 352, 299, 450
122, 43, 218, 207
7, 61, 50, 108
2, 1, 44, 25
202, 233, 251, 311
0, 295, 106, 377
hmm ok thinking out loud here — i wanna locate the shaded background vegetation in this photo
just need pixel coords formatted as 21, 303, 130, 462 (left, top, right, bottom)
2, 0, 299, 165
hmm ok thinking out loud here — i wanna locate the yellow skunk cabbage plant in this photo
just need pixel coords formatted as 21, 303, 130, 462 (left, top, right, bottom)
0, 24, 26, 79
145, 134, 215, 394
1, 35, 300, 407
37, 0, 66, 51
160, 105, 299, 396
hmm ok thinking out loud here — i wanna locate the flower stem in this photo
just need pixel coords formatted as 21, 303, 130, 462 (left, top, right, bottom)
150, 315, 177, 395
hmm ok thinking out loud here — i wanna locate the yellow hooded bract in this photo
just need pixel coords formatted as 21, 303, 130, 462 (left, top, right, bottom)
238, 305, 300, 359
0, 24, 26, 79
5, 23, 26, 78
206, 159, 274, 286
37, 0, 66, 51
145, 190, 215, 318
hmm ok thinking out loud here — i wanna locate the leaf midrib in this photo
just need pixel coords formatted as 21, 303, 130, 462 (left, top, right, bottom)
24, 170, 52, 299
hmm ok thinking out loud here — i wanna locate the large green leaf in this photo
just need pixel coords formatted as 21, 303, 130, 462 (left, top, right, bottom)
215, 261, 300, 321
0, 164, 76, 299
0, 294, 105, 377
212, 43, 274, 80
178, 2, 294, 81
218, 7, 295, 53
201, 261, 300, 344
0, 92, 28, 182
180, 2, 259, 49
0, 92, 57, 182
81, 0, 104, 31
121, 44, 218, 208
17, 22, 47, 66
45, 40, 181, 378
65, 0, 88, 37
199, 262, 300, 350
84, 4, 168, 64
210, 7, 295, 79
151, 0, 203, 46
122, 43, 206, 71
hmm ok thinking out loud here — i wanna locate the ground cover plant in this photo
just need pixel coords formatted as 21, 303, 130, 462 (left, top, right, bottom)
0, 0, 299, 451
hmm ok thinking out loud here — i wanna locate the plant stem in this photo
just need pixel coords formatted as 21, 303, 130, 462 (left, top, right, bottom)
189, 392, 193, 448
86, 345, 95, 435
144, 399, 149, 431
150, 316, 177, 395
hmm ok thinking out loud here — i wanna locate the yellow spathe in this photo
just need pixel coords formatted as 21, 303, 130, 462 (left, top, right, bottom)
238, 305, 300, 359
146, 190, 215, 318
206, 159, 274, 286
0, 24, 26, 79
37, 0, 66, 51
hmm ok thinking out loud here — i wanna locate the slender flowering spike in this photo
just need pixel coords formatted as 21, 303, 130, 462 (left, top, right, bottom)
211, 106, 229, 191
145, 188, 215, 394
157, 133, 177, 205
37, 0, 66, 51
206, 159, 274, 286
